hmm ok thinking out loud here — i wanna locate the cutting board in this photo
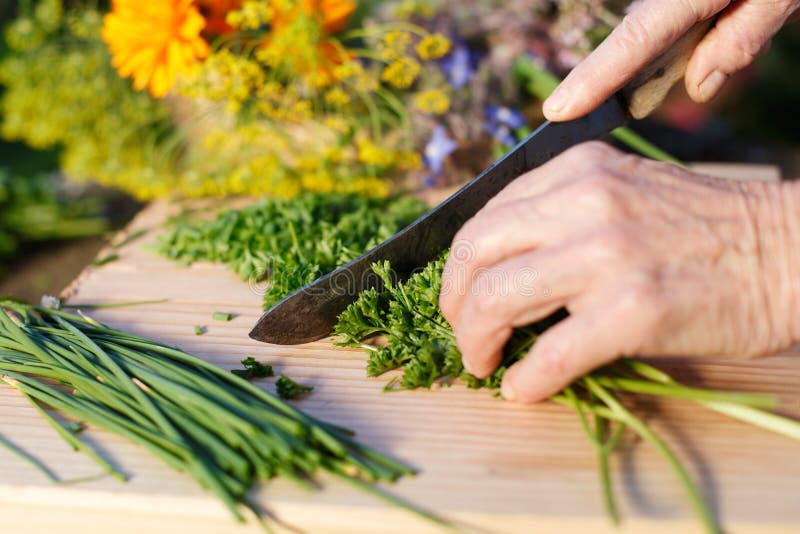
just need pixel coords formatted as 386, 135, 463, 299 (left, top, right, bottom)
2, 166, 800, 534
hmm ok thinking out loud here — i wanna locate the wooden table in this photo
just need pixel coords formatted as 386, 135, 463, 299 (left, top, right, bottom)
2, 167, 799, 533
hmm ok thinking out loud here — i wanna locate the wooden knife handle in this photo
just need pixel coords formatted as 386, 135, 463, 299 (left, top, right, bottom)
621, 19, 715, 119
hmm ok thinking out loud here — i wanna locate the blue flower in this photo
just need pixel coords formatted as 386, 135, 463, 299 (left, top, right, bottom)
441, 44, 475, 90
424, 125, 458, 174
485, 105, 527, 130
486, 123, 516, 147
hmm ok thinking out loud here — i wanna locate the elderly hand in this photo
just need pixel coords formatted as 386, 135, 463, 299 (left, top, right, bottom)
439, 142, 800, 403
543, 0, 800, 121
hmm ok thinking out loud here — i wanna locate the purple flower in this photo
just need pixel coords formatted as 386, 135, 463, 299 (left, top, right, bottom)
486, 105, 527, 130
486, 123, 516, 147
424, 125, 458, 174
441, 44, 475, 90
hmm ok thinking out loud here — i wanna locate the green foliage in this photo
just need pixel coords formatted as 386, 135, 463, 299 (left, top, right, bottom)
0, 2, 175, 198
334, 254, 561, 390
0, 300, 423, 525
231, 357, 274, 381
276, 374, 314, 399
0, 168, 106, 268
155, 193, 428, 310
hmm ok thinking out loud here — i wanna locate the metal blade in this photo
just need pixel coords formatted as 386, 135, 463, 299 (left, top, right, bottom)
250, 95, 628, 345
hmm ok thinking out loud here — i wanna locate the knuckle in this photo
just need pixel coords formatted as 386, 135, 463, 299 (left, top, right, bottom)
574, 174, 624, 218
732, 35, 764, 67
533, 343, 569, 380
591, 226, 638, 263
613, 13, 655, 55
563, 141, 617, 166
471, 270, 507, 314
619, 273, 667, 322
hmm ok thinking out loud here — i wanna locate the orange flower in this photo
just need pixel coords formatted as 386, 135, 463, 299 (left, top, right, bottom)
306, 0, 356, 34
102, 0, 211, 98
267, 0, 356, 83
197, 0, 242, 35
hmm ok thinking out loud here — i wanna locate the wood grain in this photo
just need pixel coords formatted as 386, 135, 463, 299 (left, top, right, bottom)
2, 191, 800, 534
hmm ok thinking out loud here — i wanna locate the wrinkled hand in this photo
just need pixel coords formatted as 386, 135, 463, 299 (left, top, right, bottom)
439, 142, 800, 403
544, 0, 800, 121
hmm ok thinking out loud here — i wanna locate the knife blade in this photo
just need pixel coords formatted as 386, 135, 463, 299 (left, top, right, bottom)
251, 20, 714, 345
250, 95, 628, 345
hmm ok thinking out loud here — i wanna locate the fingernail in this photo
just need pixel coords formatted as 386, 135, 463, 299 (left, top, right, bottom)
543, 86, 570, 117
697, 70, 727, 102
462, 356, 476, 376
501, 379, 516, 402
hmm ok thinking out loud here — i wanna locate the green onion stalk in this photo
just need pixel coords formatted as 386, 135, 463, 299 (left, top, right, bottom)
335, 257, 800, 534
0, 301, 440, 529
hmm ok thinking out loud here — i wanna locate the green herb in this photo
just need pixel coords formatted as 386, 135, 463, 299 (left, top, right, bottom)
113, 229, 148, 250
92, 253, 119, 267
232, 357, 274, 381
276, 375, 314, 399
60, 299, 169, 310
336, 255, 800, 533
0, 169, 106, 272
194, 325, 205, 336
155, 193, 428, 310
67, 422, 86, 434
212, 312, 234, 322
0, 301, 434, 527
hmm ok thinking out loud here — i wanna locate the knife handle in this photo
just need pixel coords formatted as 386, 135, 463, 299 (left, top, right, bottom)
621, 19, 715, 120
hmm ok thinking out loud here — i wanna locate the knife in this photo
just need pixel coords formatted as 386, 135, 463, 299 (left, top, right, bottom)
251, 20, 714, 345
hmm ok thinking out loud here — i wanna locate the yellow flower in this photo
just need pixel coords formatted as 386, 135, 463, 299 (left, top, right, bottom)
412, 89, 451, 115
416, 34, 451, 60
333, 59, 363, 81
324, 87, 351, 107
380, 31, 411, 61
357, 139, 395, 167
102, 0, 210, 98
225, 0, 273, 30
324, 116, 350, 134
381, 57, 421, 89
395, 150, 423, 170
301, 172, 336, 193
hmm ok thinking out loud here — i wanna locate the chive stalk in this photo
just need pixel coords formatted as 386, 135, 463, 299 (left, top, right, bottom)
0, 302, 428, 528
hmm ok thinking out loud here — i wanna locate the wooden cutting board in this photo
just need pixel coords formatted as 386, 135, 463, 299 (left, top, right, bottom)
2, 167, 800, 534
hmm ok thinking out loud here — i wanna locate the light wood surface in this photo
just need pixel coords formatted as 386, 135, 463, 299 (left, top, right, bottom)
2, 173, 799, 533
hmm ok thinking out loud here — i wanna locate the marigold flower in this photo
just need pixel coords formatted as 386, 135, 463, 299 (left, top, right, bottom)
102, 0, 210, 98
261, 0, 356, 86
308, 0, 356, 34
197, 0, 241, 35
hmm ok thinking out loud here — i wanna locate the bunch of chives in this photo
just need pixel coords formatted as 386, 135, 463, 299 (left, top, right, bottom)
0, 301, 432, 527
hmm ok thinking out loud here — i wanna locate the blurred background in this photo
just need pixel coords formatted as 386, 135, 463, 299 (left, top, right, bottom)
0, 0, 798, 302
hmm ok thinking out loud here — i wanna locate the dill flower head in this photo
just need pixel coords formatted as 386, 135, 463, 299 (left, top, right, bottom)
413, 89, 451, 115
416, 34, 452, 61
102, 0, 210, 98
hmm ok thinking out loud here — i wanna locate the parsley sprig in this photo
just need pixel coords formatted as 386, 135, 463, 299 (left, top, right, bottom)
155, 193, 428, 310
336, 254, 800, 533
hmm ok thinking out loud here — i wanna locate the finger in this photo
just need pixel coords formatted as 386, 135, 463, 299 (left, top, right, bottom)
454, 245, 594, 379
501, 282, 662, 404
685, 1, 798, 102
440, 143, 625, 327
543, 0, 728, 121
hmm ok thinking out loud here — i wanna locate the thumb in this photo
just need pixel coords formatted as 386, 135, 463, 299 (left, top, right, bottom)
686, 1, 799, 103
501, 294, 656, 403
